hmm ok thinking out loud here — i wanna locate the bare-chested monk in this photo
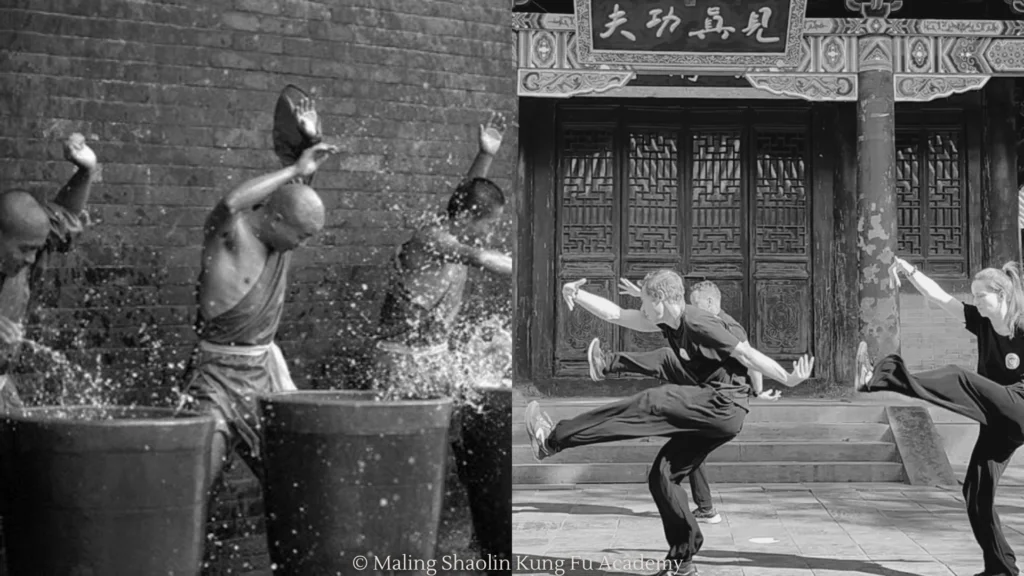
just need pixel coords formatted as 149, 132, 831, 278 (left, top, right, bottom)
0, 134, 97, 411
181, 99, 337, 485
373, 114, 513, 393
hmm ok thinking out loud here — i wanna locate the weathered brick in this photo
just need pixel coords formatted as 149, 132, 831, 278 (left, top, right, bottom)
232, 32, 283, 54
256, 15, 309, 37
234, 0, 282, 16
221, 11, 261, 32
2, 0, 515, 571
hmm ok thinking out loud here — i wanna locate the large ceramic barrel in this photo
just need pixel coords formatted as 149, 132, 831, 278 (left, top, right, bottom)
259, 390, 453, 575
0, 406, 215, 576
453, 386, 512, 572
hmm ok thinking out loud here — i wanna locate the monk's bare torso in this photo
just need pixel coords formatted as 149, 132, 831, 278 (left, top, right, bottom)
198, 207, 277, 321
399, 226, 467, 307
378, 223, 469, 345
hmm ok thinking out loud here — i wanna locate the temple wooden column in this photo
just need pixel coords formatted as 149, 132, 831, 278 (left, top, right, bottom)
855, 16, 900, 358
982, 78, 1021, 267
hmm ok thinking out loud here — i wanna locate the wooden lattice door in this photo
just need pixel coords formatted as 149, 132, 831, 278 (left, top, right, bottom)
553, 107, 814, 379
894, 114, 968, 277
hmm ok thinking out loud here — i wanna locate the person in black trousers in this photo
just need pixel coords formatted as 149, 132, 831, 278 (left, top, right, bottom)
525, 269, 814, 576
856, 257, 1024, 576
587, 279, 781, 525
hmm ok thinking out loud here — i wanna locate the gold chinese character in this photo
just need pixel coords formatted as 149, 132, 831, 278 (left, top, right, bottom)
599, 3, 637, 41
742, 7, 781, 43
688, 7, 736, 40
646, 7, 681, 38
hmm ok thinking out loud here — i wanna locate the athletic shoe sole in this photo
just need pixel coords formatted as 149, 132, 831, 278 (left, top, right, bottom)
524, 401, 549, 461
854, 341, 870, 392
587, 337, 603, 382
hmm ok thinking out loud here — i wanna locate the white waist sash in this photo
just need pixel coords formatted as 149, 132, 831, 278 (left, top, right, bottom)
198, 340, 296, 392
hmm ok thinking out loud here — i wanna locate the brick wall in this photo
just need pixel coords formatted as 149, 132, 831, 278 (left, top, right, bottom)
899, 292, 978, 372
1, 1, 516, 573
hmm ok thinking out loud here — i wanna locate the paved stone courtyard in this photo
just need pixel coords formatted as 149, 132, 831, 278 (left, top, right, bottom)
513, 482, 1024, 575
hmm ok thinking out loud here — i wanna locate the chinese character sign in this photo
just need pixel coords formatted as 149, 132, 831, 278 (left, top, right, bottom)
576, 0, 806, 67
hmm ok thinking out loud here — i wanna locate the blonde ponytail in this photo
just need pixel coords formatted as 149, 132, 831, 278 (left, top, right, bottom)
1001, 261, 1024, 336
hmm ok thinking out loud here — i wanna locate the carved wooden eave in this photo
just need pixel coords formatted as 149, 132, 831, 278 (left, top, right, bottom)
513, 13, 1024, 101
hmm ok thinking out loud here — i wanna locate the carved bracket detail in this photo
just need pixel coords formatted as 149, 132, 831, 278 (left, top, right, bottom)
894, 75, 990, 101
518, 70, 636, 97
745, 73, 991, 101
746, 74, 857, 101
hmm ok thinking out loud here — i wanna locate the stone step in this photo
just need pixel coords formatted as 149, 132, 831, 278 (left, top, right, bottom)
513, 462, 907, 485
512, 422, 893, 443
513, 401, 887, 424
511, 440, 899, 464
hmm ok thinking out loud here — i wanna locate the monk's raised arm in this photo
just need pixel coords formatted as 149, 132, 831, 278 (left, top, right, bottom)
465, 112, 506, 180
53, 133, 98, 214
206, 143, 338, 237
422, 228, 512, 276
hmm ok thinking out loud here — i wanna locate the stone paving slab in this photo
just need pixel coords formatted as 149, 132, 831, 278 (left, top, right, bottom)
513, 483, 1024, 576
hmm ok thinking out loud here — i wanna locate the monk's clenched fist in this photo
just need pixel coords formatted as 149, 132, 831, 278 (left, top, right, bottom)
64, 133, 97, 171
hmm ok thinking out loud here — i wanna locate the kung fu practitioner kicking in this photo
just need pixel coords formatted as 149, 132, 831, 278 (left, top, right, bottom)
525, 269, 813, 576
856, 257, 1024, 576
588, 279, 780, 525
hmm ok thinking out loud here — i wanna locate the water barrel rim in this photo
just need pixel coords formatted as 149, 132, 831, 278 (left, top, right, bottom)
3, 406, 214, 427
468, 383, 513, 392
258, 392, 452, 407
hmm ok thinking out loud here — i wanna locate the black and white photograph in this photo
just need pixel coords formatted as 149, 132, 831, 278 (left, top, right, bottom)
0, 1, 514, 574
512, 0, 1024, 575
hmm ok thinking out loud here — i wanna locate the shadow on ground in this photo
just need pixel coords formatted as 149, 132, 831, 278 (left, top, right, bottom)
514, 502, 660, 518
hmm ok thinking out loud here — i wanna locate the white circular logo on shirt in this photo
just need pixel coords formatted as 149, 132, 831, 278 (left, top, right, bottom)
1007, 354, 1020, 370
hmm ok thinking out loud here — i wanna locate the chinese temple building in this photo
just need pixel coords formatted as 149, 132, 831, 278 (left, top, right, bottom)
512, 0, 1024, 396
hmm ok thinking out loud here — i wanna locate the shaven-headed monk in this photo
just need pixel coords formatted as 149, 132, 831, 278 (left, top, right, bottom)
182, 136, 338, 485
0, 134, 97, 411
374, 113, 513, 394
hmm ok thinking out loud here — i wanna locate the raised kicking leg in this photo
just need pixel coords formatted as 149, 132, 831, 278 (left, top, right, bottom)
855, 342, 1024, 576
854, 342, 1024, 429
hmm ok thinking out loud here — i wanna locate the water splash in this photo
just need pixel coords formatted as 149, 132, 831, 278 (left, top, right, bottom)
15, 338, 187, 418
19, 338, 118, 408
372, 313, 512, 407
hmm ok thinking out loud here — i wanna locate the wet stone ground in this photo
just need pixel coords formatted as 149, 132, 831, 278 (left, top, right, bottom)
513, 483, 1024, 576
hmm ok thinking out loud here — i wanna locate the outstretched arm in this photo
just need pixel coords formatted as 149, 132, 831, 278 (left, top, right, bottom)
465, 112, 506, 180
422, 229, 512, 275
889, 257, 964, 321
53, 133, 98, 214
563, 279, 662, 333
729, 341, 814, 387
207, 143, 338, 236
749, 370, 764, 394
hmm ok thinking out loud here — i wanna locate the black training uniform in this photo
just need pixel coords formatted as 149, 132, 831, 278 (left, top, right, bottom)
547, 307, 748, 563
864, 303, 1024, 576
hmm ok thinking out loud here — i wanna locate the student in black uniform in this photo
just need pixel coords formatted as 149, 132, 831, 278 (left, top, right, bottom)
856, 258, 1024, 576
524, 269, 814, 576
585, 279, 780, 526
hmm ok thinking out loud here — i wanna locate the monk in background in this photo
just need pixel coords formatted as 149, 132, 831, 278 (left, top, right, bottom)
181, 92, 338, 486
0, 134, 98, 411
373, 113, 513, 396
